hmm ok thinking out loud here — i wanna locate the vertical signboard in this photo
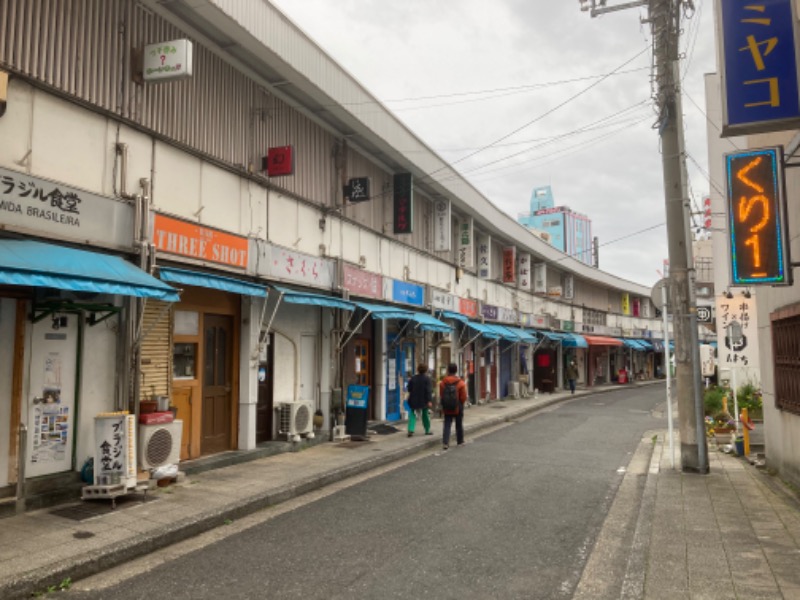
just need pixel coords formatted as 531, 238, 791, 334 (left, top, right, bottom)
434, 199, 451, 251
533, 263, 547, 294
725, 147, 791, 285
563, 274, 574, 300
518, 253, 531, 291
621, 293, 631, 315
393, 173, 413, 234
718, 0, 800, 136
477, 233, 491, 279
715, 295, 761, 375
502, 247, 516, 284
458, 218, 474, 268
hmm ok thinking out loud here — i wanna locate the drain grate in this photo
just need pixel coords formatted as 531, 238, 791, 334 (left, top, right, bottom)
50, 494, 156, 522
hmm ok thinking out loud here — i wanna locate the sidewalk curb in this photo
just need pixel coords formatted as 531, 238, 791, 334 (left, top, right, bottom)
1, 382, 662, 599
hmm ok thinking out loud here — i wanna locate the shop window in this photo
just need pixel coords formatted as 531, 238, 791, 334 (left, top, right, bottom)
772, 305, 800, 415
173, 343, 197, 379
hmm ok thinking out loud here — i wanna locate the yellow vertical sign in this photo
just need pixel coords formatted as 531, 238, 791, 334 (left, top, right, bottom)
621, 293, 631, 316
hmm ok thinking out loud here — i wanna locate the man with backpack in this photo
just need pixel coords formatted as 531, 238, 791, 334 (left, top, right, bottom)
439, 363, 468, 450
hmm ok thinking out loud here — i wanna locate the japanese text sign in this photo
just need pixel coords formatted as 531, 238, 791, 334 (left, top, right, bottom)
725, 147, 791, 285
264, 146, 294, 177
386, 279, 424, 307
458, 218, 474, 268
143, 39, 193, 82
345, 177, 370, 203
477, 233, 491, 279
434, 199, 451, 251
502, 247, 516, 284
153, 213, 249, 269
342, 263, 383, 299
518, 253, 531, 291
393, 173, 413, 234
268, 246, 334, 288
459, 297, 478, 318
715, 295, 760, 372
718, 0, 800, 135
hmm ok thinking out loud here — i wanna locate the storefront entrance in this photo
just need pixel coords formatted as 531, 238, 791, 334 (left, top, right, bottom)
201, 314, 234, 455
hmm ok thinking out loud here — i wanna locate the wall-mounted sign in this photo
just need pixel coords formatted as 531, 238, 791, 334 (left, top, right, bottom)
502, 247, 516, 284
533, 263, 546, 294
153, 213, 248, 269
518, 253, 531, 291
258, 244, 334, 289
345, 177, 370, 203
497, 307, 517, 324
0, 165, 133, 249
621, 293, 631, 316
547, 286, 562, 298
459, 297, 478, 318
725, 147, 791, 285
718, 0, 800, 136
458, 218, 474, 268
481, 304, 498, 321
393, 173, 413, 234
143, 39, 193, 82
431, 289, 455, 311
434, 199, 451, 252
477, 233, 491, 279
342, 263, 383, 299
386, 279, 424, 307
563, 274, 574, 300
263, 146, 294, 177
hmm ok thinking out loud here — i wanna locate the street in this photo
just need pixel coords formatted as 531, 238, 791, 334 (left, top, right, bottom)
68, 385, 666, 600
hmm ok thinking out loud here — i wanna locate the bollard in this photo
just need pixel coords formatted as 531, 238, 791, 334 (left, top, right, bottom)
16, 423, 27, 514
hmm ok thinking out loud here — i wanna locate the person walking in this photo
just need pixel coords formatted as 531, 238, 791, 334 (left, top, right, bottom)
439, 363, 468, 450
406, 364, 434, 437
566, 360, 579, 395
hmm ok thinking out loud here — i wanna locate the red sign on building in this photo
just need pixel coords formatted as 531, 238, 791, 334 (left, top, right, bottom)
263, 146, 294, 177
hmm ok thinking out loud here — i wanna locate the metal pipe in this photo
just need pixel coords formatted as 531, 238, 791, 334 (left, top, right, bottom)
16, 424, 27, 514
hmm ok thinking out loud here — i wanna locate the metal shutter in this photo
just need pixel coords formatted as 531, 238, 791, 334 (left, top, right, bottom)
139, 300, 173, 401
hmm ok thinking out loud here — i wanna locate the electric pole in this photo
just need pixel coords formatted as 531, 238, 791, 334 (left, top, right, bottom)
580, 0, 708, 473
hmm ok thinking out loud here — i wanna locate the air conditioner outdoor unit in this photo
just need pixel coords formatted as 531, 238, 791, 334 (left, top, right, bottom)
277, 402, 314, 441
138, 420, 182, 470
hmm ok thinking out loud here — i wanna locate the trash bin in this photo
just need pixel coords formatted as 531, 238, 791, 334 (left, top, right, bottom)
735, 437, 745, 456
345, 384, 369, 439
618, 369, 628, 384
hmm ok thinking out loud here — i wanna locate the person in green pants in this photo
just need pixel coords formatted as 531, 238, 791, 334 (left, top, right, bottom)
406, 363, 434, 437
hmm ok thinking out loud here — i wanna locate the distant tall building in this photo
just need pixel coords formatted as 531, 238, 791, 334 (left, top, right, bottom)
517, 186, 594, 266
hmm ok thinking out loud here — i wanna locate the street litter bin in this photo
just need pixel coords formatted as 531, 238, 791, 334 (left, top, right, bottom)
735, 437, 745, 456
617, 369, 628, 384
345, 384, 369, 439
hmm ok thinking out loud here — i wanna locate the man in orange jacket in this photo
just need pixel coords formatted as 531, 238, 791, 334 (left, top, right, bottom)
439, 363, 468, 450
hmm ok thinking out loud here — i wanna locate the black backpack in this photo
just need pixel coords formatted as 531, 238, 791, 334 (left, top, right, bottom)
441, 380, 459, 412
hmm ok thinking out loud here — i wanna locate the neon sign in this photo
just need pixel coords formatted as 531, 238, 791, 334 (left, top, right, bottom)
725, 147, 791, 286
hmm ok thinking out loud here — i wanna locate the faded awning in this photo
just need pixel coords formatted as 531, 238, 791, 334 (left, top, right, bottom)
159, 266, 267, 297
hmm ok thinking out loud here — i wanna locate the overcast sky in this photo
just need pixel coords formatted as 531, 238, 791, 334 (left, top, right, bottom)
270, 0, 718, 288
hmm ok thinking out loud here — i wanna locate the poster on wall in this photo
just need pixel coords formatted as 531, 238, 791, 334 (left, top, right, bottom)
31, 352, 68, 464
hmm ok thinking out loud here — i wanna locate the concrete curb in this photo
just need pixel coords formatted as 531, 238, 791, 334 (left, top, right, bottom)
2, 382, 661, 599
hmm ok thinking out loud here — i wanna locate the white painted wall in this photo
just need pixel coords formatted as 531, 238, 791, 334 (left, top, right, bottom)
0, 299, 14, 486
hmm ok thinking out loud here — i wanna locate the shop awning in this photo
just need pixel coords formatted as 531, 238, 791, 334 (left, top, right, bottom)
352, 302, 452, 332
270, 285, 355, 310
0, 239, 180, 302
159, 267, 267, 297
464, 321, 502, 340
538, 331, 589, 348
637, 340, 654, 351
501, 326, 538, 343
482, 323, 524, 343
620, 338, 646, 350
583, 335, 624, 347
437, 309, 469, 323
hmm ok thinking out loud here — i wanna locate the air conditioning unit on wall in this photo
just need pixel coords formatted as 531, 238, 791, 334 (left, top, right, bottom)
277, 402, 314, 441
139, 420, 183, 470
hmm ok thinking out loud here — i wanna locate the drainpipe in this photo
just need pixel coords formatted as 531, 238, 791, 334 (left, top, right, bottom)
15, 424, 27, 514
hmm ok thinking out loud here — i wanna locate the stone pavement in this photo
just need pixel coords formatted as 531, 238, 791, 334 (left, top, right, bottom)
2, 380, 798, 599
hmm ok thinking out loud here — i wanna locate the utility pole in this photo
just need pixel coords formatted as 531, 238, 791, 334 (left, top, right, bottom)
580, 0, 708, 473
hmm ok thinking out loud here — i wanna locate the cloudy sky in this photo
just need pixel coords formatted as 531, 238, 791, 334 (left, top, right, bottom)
271, 0, 718, 288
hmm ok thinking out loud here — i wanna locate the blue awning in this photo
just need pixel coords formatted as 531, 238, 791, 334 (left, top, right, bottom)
464, 321, 502, 340
0, 240, 180, 302
159, 267, 267, 297
353, 302, 451, 332
637, 339, 654, 350
620, 338, 644, 350
502, 326, 538, 343
482, 323, 524, 343
561, 333, 588, 348
437, 310, 469, 323
270, 285, 355, 310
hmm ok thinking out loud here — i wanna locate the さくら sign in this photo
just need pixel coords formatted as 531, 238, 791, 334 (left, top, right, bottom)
725, 147, 792, 286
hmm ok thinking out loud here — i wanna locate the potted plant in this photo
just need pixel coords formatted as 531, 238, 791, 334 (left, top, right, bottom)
737, 383, 763, 421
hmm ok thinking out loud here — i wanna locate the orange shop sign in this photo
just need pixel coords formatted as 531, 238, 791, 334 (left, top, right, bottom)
153, 213, 248, 268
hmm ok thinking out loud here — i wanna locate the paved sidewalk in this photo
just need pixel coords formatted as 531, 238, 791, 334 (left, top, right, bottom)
2, 380, 798, 599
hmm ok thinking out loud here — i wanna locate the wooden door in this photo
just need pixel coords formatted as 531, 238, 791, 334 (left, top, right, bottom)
256, 333, 274, 443
201, 314, 233, 455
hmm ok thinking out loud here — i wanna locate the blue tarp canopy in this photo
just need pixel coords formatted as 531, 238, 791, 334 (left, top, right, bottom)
621, 338, 646, 350
637, 339, 654, 350
464, 321, 502, 340
482, 323, 525, 342
270, 285, 355, 310
537, 331, 588, 348
0, 240, 180, 302
353, 302, 452, 333
159, 267, 267, 297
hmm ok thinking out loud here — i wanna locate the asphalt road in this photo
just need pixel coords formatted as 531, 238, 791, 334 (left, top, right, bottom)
68, 385, 666, 600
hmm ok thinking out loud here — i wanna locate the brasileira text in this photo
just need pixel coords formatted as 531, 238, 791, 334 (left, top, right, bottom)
0, 174, 82, 226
